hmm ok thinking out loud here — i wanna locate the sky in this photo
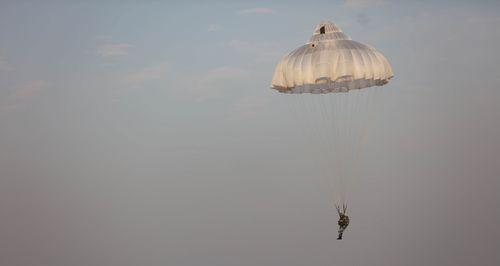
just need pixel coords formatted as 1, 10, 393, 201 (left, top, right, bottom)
1, 1, 500, 265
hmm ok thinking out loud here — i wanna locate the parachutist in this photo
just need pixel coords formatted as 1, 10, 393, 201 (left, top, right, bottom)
336, 204, 349, 240
270, 21, 391, 241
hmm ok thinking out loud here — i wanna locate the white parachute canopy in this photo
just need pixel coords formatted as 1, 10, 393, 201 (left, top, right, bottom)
271, 21, 393, 206
271, 20, 393, 94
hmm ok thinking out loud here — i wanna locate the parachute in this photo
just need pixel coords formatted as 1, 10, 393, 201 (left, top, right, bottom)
271, 21, 393, 209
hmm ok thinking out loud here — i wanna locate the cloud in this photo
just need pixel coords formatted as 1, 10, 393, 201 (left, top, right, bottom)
188, 66, 250, 101
97, 43, 133, 58
1, 80, 49, 113
356, 13, 371, 25
238, 7, 274, 15
13, 80, 49, 99
229, 96, 270, 120
122, 63, 169, 84
207, 24, 221, 32
228, 39, 254, 51
201, 66, 248, 83
228, 39, 283, 62
0, 56, 13, 72
344, 0, 385, 8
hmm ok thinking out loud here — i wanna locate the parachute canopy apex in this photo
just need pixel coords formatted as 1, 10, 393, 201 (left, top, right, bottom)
309, 21, 351, 42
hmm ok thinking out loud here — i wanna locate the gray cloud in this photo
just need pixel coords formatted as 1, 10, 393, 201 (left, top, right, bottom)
97, 43, 133, 58
121, 63, 169, 84
356, 13, 371, 25
344, 0, 386, 8
207, 24, 221, 32
238, 7, 274, 15
0, 80, 49, 113
228, 39, 283, 62
13, 80, 49, 99
0, 56, 13, 72
187, 66, 250, 101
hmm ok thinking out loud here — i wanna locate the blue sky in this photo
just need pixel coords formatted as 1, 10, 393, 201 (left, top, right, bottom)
1, 1, 500, 266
